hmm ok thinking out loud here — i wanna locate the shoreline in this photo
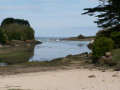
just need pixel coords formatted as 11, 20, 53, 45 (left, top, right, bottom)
0, 52, 114, 75
0, 53, 119, 90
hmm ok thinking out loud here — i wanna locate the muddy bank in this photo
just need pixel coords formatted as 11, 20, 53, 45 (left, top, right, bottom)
0, 52, 100, 75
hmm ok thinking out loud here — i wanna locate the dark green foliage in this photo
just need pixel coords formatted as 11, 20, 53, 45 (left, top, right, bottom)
96, 24, 120, 47
92, 37, 114, 59
0, 28, 7, 43
83, 0, 120, 29
111, 49, 120, 64
77, 34, 85, 39
0, 18, 34, 42
1, 18, 30, 27
3, 23, 34, 41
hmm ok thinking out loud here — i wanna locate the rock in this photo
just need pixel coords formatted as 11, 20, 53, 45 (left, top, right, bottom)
112, 74, 118, 77
66, 54, 72, 58
0, 45, 3, 48
114, 66, 120, 71
87, 42, 94, 50
106, 52, 112, 57
99, 56, 107, 63
88, 75, 96, 78
26, 44, 31, 46
10, 43, 15, 46
99, 55, 115, 66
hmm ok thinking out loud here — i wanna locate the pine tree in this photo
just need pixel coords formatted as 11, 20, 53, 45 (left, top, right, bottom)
83, 0, 120, 29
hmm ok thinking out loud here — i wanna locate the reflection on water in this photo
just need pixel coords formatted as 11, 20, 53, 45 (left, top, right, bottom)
0, 63, 7, 66
0, 45, 35, 65
0, 37, 92, 65
30, 37, 92, 61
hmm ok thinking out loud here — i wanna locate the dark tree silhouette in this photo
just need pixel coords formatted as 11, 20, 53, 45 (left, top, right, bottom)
0, 18, 34, 42
1, 18, 30, 27
83, 0, 120, 29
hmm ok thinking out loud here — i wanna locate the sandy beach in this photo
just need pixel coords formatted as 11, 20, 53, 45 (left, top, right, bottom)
0, 69, 120, 90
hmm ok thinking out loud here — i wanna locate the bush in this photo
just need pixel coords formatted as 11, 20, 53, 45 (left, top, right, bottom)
111, 49, 120, 64
0, 28, 7, 43
95, 24, 120, 48
0, 18, 34, 42
110, 31, 120, 47
2, 23, 34, 41
92, 37, 114, 59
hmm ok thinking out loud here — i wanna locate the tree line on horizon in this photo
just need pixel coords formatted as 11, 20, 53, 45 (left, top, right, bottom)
0, 18, 34, 43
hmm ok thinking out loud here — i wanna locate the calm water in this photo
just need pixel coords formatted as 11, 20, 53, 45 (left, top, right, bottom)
29, 37, 92, 61
0, 37, 92, 65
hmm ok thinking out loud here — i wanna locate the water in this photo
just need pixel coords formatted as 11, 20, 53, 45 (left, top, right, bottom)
0, 37, 92, 65
29, 37, 92, 61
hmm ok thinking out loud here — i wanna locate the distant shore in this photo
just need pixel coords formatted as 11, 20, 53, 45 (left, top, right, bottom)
61, 38, 94, 41
60, 37, 94, 41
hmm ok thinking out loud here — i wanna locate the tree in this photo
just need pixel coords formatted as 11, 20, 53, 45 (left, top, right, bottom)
3, 23, 34, 41
83, 0, 120, 29
0, 18, 34, 41
78, 34, 85, 39
0, 28, 7, 43
1, 18, 30, 27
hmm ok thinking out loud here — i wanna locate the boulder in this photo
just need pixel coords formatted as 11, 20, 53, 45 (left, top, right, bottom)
106, 52, 112, 57
87, 42, 94, 50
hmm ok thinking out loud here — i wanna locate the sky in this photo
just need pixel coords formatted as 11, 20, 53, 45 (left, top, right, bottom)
0, 0, 99, 37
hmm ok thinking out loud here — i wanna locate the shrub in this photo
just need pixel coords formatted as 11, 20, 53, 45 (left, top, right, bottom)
95, 24, 120, 48
110, 31, 120, 47
0, 18, 34, 42
2, 23, 34, 41
0, 28, 7, 43
111, 49, 120, 64
92, 37, 114, 59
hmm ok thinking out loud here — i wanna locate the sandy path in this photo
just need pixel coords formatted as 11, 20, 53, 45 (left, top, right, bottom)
0, 69, 120, 90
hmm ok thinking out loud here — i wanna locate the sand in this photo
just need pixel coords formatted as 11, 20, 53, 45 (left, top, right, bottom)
0, 69, 120, 90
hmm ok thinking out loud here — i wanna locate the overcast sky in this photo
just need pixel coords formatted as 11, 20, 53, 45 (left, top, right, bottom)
0, 0, 99, 37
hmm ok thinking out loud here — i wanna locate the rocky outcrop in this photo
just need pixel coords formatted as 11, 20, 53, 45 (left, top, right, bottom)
87, 42, 94, 50
99, 52, 115, 66
5, 40, 41, 47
